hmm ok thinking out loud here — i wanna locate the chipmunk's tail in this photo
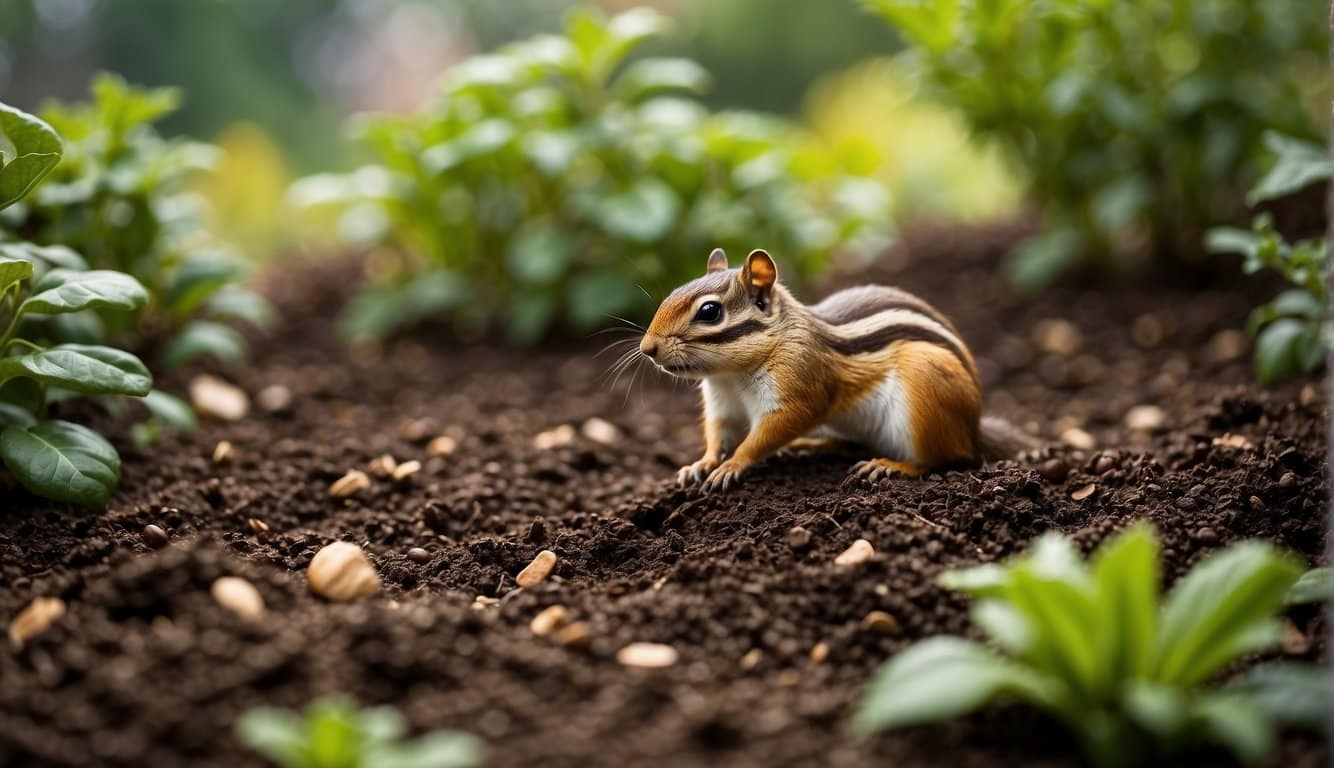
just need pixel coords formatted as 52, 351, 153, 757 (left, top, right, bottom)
978, 416, 1040, 461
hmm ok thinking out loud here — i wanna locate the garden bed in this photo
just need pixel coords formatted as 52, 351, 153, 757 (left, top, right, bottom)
0, 220, 1326, 767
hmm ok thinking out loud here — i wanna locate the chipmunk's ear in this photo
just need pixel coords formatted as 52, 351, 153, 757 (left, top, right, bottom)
741, 249, 777, 308
706, 247, 728, 273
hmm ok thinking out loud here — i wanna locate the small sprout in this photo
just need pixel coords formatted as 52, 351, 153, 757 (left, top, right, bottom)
237, 696, 483, 768
307, 542, 380, 601
516, 550, 557, 587
8, 597, 66, 649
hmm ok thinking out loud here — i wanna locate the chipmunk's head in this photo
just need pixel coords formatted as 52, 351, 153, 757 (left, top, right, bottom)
640, 248, 783, 378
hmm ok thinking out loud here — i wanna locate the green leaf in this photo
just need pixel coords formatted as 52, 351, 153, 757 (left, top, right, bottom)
236, 707, 308, 768
20, 269, 149, 317
1091, 524, 1159, 681
0, 401, 35, 429
0, 256, 33, 293
0, 344, 152, 397
1205, 226, 1264, 260
339, 273, 470, 340
1253, 318, 1308, 386
565, 269, 643, 330
594, 179, 680, 243
506, 222, 574, 284
854, 637, 1058, 733
613, 58, 711, 102
206, 286, 277, 329
1248, 133, 1334, 205
373, 732, 486, 768
0, 102, 63, 210
1190, 693, 1274, 765
1285, 567, 1334, 605
1006, 228, 1083, 293
0, 419, 120, 508
140, 389, 197, 436
160, 320, 247, 371
162, 255, 242, 318
0, 243, 88, 277
1155, 541, 1302, 686
1225, 663, 1332, 731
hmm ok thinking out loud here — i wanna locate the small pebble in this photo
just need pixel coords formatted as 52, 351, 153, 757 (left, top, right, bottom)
740, 648, 763, 671
1033, 318, 1082, 356
407, 547, 431, 564
862, 611, 901, 636
787, 526, 812, 551
1211, 433, 1254, 451
529, 605, 569, 637
256, 385, 293, 413
189, 375, 249, 421
533, 424, 576, 450
210, 577, 265, 621
1279, 472, 1297, 488
809, 642, 830, 664
581, 417, 619, 445
516, 550, 557, 587
212, 441, 234, 464
834, 539, 874, 566
617, 642, 678, 668
1061, 428, 1096, 451
1194, 527, 1219, 545
555, 621, 591, 648
427, 435, 457, 457
307, 542, 380, 601
1205, 329, 1248, 364
247, 518, 269, 534
1124, 405, 1165, 432
1299, 384, 1320, 407
142, 524, 169, 548
398, 418, 437, 443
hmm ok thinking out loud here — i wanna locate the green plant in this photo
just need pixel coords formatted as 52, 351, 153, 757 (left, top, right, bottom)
855, 525, 1323, 766
237, 696, 484, 768
1207, 133, 1330, 385
294, 6, 891, 342
0, 103, 154, 508
0, 73, 275, 372
861, 0, 1326, 289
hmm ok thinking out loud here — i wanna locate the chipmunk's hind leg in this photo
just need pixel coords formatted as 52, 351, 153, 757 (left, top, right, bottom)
849, 458, 929, 485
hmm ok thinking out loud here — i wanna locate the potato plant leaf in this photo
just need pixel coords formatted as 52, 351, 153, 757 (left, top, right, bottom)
0, 344, 152, 396
0, 102, 63, 210
0, 419, 120, 508
22, 269, 149, 317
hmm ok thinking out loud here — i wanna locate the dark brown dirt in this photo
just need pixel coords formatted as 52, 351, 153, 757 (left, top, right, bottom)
0, 221, 1326, 768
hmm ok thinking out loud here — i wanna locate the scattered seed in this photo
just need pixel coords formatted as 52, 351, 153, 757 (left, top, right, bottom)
1060, 427, 1096, 451
307, 542, 380, 601
369, 454, 398, 477
1092, 454, 1118, 475
1205, 329, 1248, 364
1071, 483, 1097, 501
516, 550, 557, 587
212, 440, 235, 464
472, 595, 500, 610
834, 538, 874, 566
1124, 405, 1165, 431
210, 577, 265, 621
392, 460, 422, 482
427, 435, 457, 457
189, 375, 249, 421
1032, 318, 1082, 356
740, 648, 763, 671
1036, 458, 1069, 483
787, 526, 812, 551
247, 518, 269, 534
580, 417, 619, 445
1212, 433, 1254, 451
329, 470, 371, 498
1299, 384, 1320, 407
809, 642, 830, 664
530, 605, 569, 637
398, 418, 436, 443
142, 524, 169, 549
8, 597, 66, 649
256, 385, 293, 413
533, 424, 575, 450
862, 611, 901, 636
407, 547, 431, 564
617, 642, 678, 668
555, 621, 591, 648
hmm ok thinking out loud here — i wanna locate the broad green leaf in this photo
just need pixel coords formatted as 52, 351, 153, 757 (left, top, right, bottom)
506, 222, 574, 284
0, 243, 87, 277
565, 269, 643, 330
853, 636, 1058, 733
0, 401, 35, 428
338, 273, 469, 340
140, 389, 197, 436
160, 320, 247, 371
507, 293, 557, 345
1092, 524, 1159, 680
1155, 541, 1302, 686
45, 311, 108, 345
1190, 693, 1274, 765
970, 599, 1033, 656
1006, 566, 1102, 696
356, 705, 407, 746
373, 732, 486, 768
21, 269, 149, 316
0, 256, 33, 293
162, 255, 241, 318
235, 708, 308, 768
206, 286, 277, 329
1225, 663, 1332, 731
939, 562, 1009, 597
0, 102, 63, 210
594, 179, 680, 243
1205, 226, 1263, 259
613, 58, 711, 102
1122, 681, 1189, 737
1253, 318, 1308, 386
1006, 228, 1083, 293
0, 344, 152, 396
1248, 133, 1334, 205
0, 419, 120, 508
1285, 567, 1334, 605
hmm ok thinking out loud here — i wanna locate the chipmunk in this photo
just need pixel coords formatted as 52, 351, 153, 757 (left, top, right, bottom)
639, 248, 1034, 493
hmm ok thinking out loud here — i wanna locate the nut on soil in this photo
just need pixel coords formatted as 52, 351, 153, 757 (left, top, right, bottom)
211, 577, 265, 621
834, 538, 874, 566
8, 597, 66, 649
617, 642, 678, 668
307, 542, 380, 601
516, 549, 557, 587
329, 470, 371, 498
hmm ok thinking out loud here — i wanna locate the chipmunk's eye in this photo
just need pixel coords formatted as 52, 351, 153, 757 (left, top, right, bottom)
694, 301, 723, 324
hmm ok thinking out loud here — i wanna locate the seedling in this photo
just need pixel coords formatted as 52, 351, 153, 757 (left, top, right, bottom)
855, 525, 1325, 766
237, 696, 484, 768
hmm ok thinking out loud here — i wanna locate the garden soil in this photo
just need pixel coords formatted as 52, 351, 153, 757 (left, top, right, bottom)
0, 220, 1326, 767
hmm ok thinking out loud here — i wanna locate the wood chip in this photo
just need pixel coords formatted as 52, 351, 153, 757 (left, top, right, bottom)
307, 542, 380, 601
427, 436, 458, 457
329, 470, 371, 498
369, 454, 398, 477
189, 375, 249, 421
516, 550, 557, 587
391, 460, 422, 482
1124, 405, 1165, 431
580, 417, 619, 445
1212, 433, 1254, 451
210, 577, 265, 621
555, 621, 590, 648
834, 538, 874, 566
1071, 483, 1097, 501
617, 642, 678, 668
8, 597, 65, 649
809, 642, 830, 664
1060, 427, 1096, 451
212, 440, 234, 464
533, 424, 575, 450
529, 605, 569, 637
740, 648, 763, 671
862, 611, 901, 636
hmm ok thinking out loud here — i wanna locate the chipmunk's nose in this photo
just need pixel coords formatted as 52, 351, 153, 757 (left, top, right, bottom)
640, 337, 660, 359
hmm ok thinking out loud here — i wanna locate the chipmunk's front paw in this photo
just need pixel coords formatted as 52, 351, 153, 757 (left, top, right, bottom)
848, 458, 928, 486
677, 457, 719, 487
701, 458, 750, 493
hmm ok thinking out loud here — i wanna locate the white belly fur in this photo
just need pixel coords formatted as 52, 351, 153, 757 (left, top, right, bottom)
813, 370, 918, 462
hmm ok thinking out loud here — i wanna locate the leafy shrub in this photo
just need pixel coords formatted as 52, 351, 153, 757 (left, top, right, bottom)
855, 525, 1325, 766
294, 6, 891, 342
861, 0, 1326, 289
0, 102, 155, 508
237, 696, 484, 768
0, 74, 274, 372
1207, 133, 1330, 385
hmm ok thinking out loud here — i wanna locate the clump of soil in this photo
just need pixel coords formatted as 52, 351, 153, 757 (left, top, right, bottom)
0, 220, 1326, 768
